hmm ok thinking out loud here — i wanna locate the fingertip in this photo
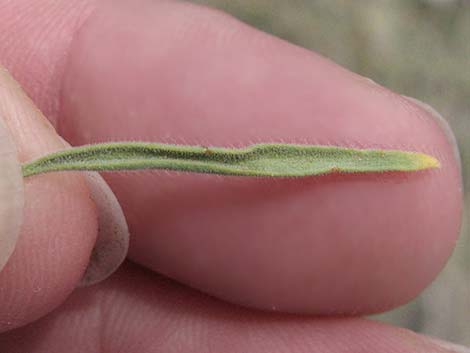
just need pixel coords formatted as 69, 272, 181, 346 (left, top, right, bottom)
402, 95, 462, 175
0, 67, 98, 331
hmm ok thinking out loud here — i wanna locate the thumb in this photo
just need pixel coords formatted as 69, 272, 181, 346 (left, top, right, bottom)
0, 67, 99, 332
0, 86, 23, 272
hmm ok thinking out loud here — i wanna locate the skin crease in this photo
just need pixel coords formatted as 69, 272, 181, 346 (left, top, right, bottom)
0, 0, 464, 351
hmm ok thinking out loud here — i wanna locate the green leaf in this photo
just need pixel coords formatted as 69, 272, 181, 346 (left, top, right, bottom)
21, 142, 440, 178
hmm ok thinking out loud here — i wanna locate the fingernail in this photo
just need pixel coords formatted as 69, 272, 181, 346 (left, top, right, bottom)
0, 117, 24, 272
402, 95, 461, 174
78, 172, 129, 287
425, 336, 470, 353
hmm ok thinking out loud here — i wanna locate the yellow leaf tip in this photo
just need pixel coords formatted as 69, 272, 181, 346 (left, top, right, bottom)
414, 153, 441, 170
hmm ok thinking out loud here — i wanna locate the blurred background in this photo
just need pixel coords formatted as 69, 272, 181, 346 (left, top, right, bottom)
190, 0, 470, 345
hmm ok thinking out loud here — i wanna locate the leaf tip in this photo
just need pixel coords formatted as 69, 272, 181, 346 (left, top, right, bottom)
414, 153, 441, 170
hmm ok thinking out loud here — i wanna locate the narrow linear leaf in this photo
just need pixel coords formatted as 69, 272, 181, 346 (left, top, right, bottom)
21, 142, 440, 178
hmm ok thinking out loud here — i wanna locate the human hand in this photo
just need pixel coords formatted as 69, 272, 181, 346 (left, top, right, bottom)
0, 1, 465, 352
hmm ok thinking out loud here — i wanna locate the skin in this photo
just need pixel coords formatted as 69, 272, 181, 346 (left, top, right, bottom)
0, 0, 464, 351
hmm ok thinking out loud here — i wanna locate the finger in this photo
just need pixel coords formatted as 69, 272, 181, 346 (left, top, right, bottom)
0, 100, 23, 273
0, 0, 97, 126
1, 0, 462, 315
60, 0, 463, 314
0, 67, 98, 332
0, 263, 467, 353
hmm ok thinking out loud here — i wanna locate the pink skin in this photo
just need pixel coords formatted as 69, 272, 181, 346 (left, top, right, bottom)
0, 0, 463, 350
0, 263, 450, 353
